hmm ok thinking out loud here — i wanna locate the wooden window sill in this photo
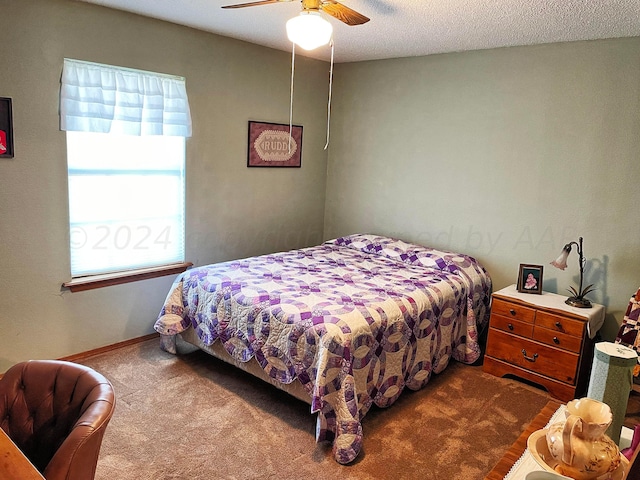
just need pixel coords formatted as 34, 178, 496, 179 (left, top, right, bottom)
62, 262, 192, 292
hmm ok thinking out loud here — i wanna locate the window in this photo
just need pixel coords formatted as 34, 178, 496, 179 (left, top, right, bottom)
66, 132, 185, 276
60, 59, 191, 279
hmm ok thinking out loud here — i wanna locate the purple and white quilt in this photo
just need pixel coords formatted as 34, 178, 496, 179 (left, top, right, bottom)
154, 234, 492, 464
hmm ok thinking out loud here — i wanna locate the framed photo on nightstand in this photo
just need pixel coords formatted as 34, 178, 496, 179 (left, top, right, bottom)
517, 264, 543, 294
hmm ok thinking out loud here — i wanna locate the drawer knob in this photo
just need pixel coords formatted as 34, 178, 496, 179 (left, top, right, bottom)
555, 321, 562, 329
509, 309, 516, 316
508, 323, 514, 331
521, 349, 539, 362
553, 336, 560, 344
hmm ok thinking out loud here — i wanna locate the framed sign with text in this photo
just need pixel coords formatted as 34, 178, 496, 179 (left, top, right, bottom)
247, 120, 302, 168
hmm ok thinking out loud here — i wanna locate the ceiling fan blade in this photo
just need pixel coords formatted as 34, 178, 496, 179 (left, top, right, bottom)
320, 1, 370, 26
222, 0, 292, 9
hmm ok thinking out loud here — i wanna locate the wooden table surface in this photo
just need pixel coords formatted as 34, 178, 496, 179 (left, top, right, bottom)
485, 399, 562, 480
0, 427, 45, 480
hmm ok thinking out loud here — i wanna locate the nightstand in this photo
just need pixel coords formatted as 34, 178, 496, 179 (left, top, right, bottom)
483, 284, 605, 402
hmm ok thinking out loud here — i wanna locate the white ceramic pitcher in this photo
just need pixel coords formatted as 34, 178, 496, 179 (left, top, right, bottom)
545, 398, 621, 480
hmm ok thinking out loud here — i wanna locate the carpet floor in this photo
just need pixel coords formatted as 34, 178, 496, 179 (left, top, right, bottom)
80, 336, 551, 480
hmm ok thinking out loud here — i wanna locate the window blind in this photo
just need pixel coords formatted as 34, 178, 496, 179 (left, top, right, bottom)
61, 59, 189, 278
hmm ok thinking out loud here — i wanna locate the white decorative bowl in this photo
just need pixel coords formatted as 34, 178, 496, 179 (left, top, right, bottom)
525, 471, 573, 480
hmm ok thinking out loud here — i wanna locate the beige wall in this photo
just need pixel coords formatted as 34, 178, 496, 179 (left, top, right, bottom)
2, 1, 638, 373
326, 38, 640, 341
0, 0, 329, 371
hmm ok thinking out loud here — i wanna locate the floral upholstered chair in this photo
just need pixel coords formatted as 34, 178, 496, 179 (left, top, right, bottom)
615, 287, 640, 378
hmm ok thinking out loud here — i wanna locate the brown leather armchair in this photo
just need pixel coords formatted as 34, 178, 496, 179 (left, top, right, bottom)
0, 360, 115, 480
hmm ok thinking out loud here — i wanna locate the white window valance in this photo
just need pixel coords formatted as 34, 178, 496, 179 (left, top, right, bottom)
60, 58, 192, 137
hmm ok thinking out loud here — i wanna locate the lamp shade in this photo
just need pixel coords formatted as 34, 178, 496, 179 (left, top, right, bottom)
551, 245, 571, 270
286, 11, 333, 50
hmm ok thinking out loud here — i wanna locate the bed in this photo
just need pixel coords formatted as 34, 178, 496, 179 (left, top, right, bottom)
154, 233, 492, 464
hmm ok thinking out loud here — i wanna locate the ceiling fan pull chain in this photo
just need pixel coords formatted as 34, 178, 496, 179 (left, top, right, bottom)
324, 39, 334, 151
289, 42, 296, 153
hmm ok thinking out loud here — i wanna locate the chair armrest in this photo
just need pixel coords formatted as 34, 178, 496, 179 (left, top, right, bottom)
43, 393, 115, 480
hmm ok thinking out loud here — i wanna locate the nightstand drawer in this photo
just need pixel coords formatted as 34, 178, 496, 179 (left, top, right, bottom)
486, 329, 579, 384
536, 311, 584, 337
491, 298, 536, 323
533, 326, 582, 353
490, 314, 534, 338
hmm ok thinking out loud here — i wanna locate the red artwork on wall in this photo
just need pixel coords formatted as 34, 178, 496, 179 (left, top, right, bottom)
0, 97, 13, 158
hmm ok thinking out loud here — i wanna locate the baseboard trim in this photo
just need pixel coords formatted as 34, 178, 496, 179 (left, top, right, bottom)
0, 333, 160, 379
59, 333, 160, 362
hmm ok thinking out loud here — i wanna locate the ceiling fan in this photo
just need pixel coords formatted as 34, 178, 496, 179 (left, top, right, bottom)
222, 0, 369, 152
221, 0, 370, 27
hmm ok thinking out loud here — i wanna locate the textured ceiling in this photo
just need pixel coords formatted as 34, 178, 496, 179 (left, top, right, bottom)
79, 0, 640, 63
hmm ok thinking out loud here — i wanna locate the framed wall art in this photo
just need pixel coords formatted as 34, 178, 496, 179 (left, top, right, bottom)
517, 264, 543, 294
247, 120, 302, 168
0, 97, 14, 158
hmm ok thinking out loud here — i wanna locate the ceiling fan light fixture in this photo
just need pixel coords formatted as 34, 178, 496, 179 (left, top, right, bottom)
286, 11, 333, 51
